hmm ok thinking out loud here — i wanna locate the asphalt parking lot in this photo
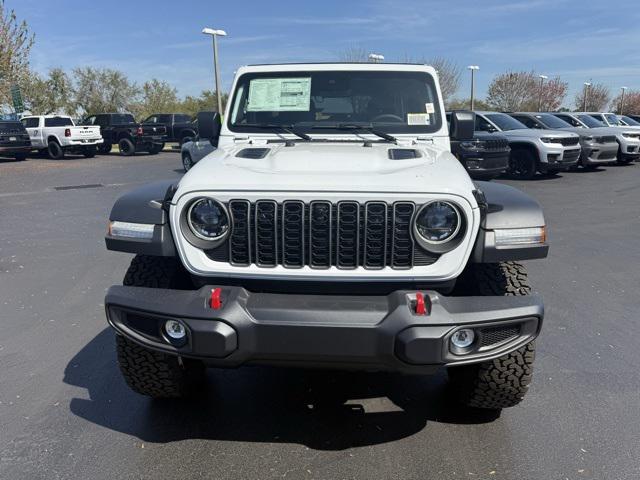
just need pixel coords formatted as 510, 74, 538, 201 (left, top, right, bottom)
1, 152, 639, 480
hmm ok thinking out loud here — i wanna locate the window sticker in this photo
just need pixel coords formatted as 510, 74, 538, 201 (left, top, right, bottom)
425, 103, 435, 114
247, 78, 312, 112
407, 113, 430, 125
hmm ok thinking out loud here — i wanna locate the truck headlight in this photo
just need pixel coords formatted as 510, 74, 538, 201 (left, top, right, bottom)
186, 198, 230, 241
413, 201, 462, 248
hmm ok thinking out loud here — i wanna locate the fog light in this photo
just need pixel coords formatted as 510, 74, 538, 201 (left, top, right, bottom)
165, 319, 187, 343
451, 328, 475, 349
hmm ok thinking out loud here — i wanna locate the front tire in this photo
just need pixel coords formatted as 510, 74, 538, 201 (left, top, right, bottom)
47, 140, 65, 160
118, 138, 135, 157
116, 255, 203, 398
508, 149, 537, 180
182, 152, 194, 172
448, 262, 536, 410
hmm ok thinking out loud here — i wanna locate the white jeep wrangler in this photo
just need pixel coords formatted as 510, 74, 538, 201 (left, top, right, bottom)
105, 63, 548, 410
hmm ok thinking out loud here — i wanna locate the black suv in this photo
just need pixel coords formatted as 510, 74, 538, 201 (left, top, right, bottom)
81, 113, 166, 156
0, 120, 32, 161
447, 112, 510, 178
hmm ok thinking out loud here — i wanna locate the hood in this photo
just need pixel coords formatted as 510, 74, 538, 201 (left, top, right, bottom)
498, 128, 578, 139
175, 141, 476, 199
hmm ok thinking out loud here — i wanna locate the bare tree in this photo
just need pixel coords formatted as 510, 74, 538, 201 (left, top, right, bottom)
574, 83, 611, 111
486, 71, 538, 111
338, 45, 369, 62
72, 67, 140, 114
397, 55, 461, 103
610, 89, 640, 115
538, 77, 568, 111
0, 0, 35, 109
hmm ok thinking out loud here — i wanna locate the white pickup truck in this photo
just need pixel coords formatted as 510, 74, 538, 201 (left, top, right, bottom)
21, 115, 103, 159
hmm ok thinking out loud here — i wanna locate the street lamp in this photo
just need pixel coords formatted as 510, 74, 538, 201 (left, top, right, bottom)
202, 27, 227, 114
620, 86, 628, 115
368, 53, 384, 63
538, 75, 548, 112
583, 82, 592, 111
467, 66, 479, 110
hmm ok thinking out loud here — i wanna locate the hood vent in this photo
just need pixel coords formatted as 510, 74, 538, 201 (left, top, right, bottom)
388, 148, 421, 160
236, 148, 270, 159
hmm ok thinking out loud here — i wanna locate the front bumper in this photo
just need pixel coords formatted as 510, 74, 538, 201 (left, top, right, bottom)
63, 138, 104, 147
105, 285, 543, 373
460, 151, 509, 177
0, 145, 32, 153
582, 142, 619, 164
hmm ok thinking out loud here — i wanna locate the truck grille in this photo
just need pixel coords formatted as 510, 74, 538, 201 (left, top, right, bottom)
563, 148, 581, 163
484, 138, 509, 150
221, 200, 439, 270
559, 137, 579, 146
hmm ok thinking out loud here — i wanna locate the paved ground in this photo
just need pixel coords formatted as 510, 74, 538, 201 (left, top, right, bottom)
1, 152, 639, 480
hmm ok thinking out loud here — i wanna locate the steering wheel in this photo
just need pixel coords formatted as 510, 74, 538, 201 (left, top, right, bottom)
370, 114, 404, 123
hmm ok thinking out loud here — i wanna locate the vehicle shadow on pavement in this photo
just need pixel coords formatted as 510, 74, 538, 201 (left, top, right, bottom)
64, 329, 499, 450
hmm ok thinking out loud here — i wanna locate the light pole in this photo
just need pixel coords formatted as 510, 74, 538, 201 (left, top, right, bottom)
202, 27, 227, 114
620, 86, 628, 114
467, 66, 479, 110
583, 82, 591, 111
538, 75, 548, 111
368, 53, 384, 63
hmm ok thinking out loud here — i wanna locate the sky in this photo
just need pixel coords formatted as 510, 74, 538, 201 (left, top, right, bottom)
11, 0, 640, 107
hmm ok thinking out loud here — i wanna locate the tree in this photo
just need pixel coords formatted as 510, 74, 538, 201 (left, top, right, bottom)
0, 0, 35, 109
22, 68, 74, 115
397, 55, 461, 103
486, 70, 567, 112
178, 90, 227, 117
339, 45, 369, 62
447, 97, 491, 111
610, 90, 640, 115
574, 83, 610, 112
72, 67, 140, 115
538, 77, 568, 111
130, 79, 179, 119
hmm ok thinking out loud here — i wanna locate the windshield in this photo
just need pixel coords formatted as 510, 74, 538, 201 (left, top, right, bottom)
535, 114, 571, 129
112, 114, 136, 124
603, 114, 623, 126
228, 70, 442, 134
44, 117, 73, 127
620, 115, 640, 126
485, 113, 527, 131
578, 115, 605, 128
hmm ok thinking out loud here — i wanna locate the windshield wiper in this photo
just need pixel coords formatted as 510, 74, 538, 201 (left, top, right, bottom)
236, 123, 311, 141
308, 123, 398, 143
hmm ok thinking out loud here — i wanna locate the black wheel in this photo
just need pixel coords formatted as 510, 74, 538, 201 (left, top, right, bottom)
180, 135, 194, 146
148, 143, 163, 155
508, 149, 537, 180
98, 143, 112, 154
182, 152, 194, 172
118, 138, 135, 156
47, 140, 65, 160
83, 146, 96, 158
448, 262, 536, 410
616, 147, 633, 165
116, 255, 203, 398
14, 153, 27, 161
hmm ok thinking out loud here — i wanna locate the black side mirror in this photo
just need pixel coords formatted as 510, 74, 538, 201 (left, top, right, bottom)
196, 111, 222, 147
449, 110, 475, 141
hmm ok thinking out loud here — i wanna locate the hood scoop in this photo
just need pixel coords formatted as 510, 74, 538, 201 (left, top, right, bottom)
388, 148, 421, 160
236, 147, 270, 159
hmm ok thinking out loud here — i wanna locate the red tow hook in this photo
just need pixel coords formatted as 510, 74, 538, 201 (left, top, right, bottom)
414, 292, 427, 315
210, 288, 222, 310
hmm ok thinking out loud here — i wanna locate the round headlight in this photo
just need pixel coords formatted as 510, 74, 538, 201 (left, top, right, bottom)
187, 198, 230, 241
414, 201, 461, 244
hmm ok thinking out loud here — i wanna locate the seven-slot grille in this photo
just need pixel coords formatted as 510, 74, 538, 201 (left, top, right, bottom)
224, 200, 438, 269
483, 138, 509, 150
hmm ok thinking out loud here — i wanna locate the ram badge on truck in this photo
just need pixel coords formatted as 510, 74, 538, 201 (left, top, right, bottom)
104, 63, 549, 411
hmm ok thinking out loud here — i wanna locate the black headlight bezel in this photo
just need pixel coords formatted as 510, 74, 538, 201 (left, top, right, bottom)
412, 200, 466, 254
181, 197, 231, 249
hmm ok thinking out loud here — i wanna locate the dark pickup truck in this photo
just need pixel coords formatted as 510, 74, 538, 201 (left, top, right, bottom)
142, 113, 197, 145
0, 120, 32, 161
81, 113, 166, 156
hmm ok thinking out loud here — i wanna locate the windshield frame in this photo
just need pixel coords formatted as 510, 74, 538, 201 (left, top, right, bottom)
226, 69, 443, 135
577, 114, 605, 128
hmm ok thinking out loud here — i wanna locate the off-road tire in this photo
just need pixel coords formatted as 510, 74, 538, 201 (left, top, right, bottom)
148, 143, 163, 155
14, 153, 27, 161
182, 152, 193, 172
116, 335, 204, 398
47, 140, 65, 160
508, 148, 537, 180
118, 138, 136, 156
83, 146, 96, 158
98, 143, 112, 154
448, 262, 536, 409
116, 255, 202, 398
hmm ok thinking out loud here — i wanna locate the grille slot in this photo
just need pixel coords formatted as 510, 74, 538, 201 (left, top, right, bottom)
211, 200, 439, 270
480, 325, 520, 347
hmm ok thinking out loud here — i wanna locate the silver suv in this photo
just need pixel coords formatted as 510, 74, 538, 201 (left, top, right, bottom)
475, 111, 581, 179
509, 112, 618, 168
553, 112, 640, 164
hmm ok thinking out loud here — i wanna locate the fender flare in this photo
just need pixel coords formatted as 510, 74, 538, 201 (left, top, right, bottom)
471, 181, 548, 262
105, 181, 178, 256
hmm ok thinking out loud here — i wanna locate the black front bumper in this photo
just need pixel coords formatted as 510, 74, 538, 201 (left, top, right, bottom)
105, 286, 543, 373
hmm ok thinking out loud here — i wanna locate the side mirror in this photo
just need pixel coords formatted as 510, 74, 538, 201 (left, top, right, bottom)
449, 110, 475, 141
196, 111, 222, 147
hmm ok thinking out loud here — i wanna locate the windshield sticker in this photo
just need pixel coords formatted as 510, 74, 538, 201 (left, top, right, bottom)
407, 113, 430, 125
247, 78, 312, 112
425, 103, 435, 114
